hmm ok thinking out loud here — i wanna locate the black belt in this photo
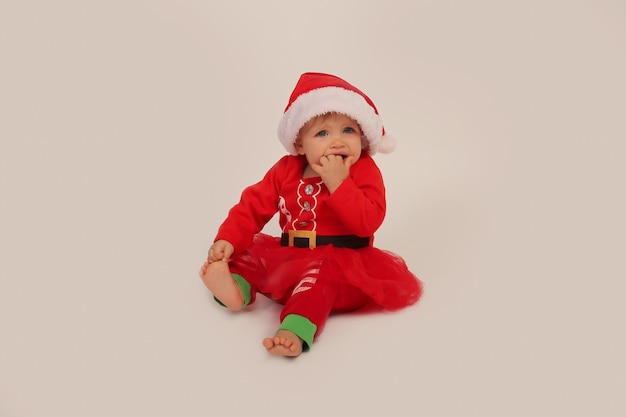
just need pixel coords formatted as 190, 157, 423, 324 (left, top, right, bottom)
280, 230, 370, 249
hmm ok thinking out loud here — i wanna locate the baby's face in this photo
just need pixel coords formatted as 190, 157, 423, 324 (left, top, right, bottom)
295, 113, 364, 167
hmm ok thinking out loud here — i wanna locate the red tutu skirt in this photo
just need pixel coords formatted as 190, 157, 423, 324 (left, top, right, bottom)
229, 233, 423, 311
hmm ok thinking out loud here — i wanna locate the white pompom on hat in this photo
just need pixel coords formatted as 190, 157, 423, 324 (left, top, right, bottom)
277, 72, 396, 156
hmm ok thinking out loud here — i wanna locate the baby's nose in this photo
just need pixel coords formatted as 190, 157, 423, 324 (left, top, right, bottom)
330, 136, 345, 146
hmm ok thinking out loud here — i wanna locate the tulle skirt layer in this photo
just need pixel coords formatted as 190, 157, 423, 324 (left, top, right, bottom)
229, 233, 423, 311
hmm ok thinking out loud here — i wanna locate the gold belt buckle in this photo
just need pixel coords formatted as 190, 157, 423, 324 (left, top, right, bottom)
288, 230, 317, 249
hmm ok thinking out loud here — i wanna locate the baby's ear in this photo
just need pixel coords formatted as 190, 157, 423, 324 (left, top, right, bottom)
294, 138, 304, 155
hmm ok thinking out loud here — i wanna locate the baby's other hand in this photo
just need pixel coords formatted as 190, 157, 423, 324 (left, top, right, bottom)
208, 239, 235, 263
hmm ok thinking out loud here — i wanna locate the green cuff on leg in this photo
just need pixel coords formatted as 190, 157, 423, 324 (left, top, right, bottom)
231, 274, 252, 306
278, 314, 317, 351
213, 273, 252, 308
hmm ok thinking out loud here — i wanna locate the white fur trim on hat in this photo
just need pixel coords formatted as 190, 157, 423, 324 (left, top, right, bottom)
377, 133, 396, 154
278, 86, 391, 155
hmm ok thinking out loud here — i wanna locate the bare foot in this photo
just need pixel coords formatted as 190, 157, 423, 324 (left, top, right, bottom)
199, 261, 244, 311
262, 329, 304, 357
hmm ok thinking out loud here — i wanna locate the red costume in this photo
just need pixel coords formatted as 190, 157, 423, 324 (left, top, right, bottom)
214, 152, 423, 346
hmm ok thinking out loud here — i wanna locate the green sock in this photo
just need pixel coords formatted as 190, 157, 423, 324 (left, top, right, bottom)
277, 314, 317, 351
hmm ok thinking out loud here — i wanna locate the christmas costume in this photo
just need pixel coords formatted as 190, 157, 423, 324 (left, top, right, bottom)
214, 154, 423, 346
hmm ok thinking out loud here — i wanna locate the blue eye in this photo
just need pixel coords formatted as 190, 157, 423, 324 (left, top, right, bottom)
343, 127, 355, 134
315, 130, 328, 137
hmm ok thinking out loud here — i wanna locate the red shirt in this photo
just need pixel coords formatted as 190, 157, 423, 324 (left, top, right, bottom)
215, 152, 386, 255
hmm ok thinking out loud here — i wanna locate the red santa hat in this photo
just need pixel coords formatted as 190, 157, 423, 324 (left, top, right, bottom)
277, 72, 396, 155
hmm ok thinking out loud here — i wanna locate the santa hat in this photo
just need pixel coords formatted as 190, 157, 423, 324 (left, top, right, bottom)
277, 72, 396, 155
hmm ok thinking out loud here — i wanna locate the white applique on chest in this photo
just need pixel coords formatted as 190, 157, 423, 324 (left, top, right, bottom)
292, 179, 323, 231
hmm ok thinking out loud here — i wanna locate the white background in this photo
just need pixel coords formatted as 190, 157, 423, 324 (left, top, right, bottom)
1, 1, 625, 416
